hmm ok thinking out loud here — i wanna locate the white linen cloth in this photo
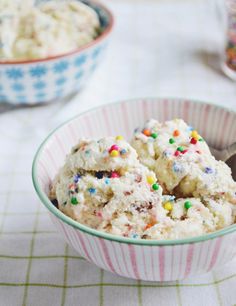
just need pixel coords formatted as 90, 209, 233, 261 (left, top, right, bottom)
0, 0, 235, 305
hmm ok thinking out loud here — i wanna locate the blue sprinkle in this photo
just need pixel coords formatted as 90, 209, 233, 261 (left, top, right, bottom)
134, 127, 139, 133
173, 162, 183, 173
162, 195, 175, 203
73, 174, 81, 183
105, 178, 110, 185
167, 195, 175, 202
88, 188, 96, 194
132, 233, 139, 239
163, 150, 171, 157
205, 167, 213, 174
120, 149, 127, 155
85, 150, 90, 156
187, 126, 194, 131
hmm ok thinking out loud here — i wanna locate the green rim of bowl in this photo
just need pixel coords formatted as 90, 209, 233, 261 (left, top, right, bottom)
32, 97, 236, 246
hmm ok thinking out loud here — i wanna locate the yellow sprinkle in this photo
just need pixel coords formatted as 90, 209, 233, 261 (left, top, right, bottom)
110, 150, 119, 157
116, 135, 124, 141
191, 130, 198, 139
147, 176, 155, 185
164, 202, 173, 211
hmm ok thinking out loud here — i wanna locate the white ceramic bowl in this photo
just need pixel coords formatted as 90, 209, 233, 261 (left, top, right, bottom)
0, 0, 114, 105
32, 98, 236, 281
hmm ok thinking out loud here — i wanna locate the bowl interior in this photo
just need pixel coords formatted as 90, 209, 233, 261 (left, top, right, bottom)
33, 98, 236, 242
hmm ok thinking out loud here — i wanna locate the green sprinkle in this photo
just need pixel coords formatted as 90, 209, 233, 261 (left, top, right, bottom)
71, 197, 78, 205
199, 138, 204, 142
184, 201, 192, 210
177, 146, 184, 152
151, 133, 158, 139
152, 183, 159, 191
169, 138, 175, 144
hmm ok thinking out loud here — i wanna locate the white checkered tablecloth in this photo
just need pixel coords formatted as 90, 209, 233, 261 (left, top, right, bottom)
0, 0, 236, 305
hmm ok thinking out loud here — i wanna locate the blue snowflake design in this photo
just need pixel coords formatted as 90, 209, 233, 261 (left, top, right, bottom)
33, 81, 46, 90
90, 63, 97, 72
53, 61, 69, 73
92, 46, 102, 59
55, 77, 67, 86
16, 95, 27, 103
75, 71, 83, 79
11, 83, 24, 92
30, 66, 48, 78
74, 55, 87, 67
35, 92, 46, 99
6, 68, 24, 80
54, 89, 64, 97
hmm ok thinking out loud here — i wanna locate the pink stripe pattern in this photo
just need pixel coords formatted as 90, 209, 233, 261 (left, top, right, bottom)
158, 247, 165, 281
99, 239, 117, 274
128, 245, 140, 280
207, 237, 223, 272
184, 244, 194, 278
35, 98, 236, 281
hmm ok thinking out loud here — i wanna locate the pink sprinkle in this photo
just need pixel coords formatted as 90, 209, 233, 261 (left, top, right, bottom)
109, 144, 119, 153
111, 171, 120, 178
97, 211, 102, 218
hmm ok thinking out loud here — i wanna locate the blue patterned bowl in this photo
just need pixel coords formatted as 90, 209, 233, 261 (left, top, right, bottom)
0, 0, 114, 105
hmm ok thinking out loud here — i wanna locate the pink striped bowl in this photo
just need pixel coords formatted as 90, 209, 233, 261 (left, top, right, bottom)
32, 98, 236, 281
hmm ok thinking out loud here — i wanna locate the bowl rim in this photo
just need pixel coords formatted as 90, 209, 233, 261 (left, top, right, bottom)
32, 97, 236, 246
0, 0, 114, 65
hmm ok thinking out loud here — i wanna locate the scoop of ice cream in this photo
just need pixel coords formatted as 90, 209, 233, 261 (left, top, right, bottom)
50, 137, 163, 238
131, 118, 211, 170
131, 118, 236, 204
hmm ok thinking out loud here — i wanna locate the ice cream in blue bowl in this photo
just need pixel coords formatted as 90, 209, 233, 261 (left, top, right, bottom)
0, 0, 114, 105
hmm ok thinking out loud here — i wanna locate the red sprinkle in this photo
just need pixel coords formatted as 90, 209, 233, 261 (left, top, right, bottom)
111, 171, 120, 178
109, 144, 119, 153
174, 150, 181, 157
182, 149, 188, 154
190, 137, 197, 144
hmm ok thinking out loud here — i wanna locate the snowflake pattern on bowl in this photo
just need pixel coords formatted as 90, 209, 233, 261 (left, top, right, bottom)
6, 68, 24, 80
29, 66, 48, 78
33, 81, 47, 90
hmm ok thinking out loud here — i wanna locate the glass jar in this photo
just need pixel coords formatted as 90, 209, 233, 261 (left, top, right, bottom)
222, 0, 236, 79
